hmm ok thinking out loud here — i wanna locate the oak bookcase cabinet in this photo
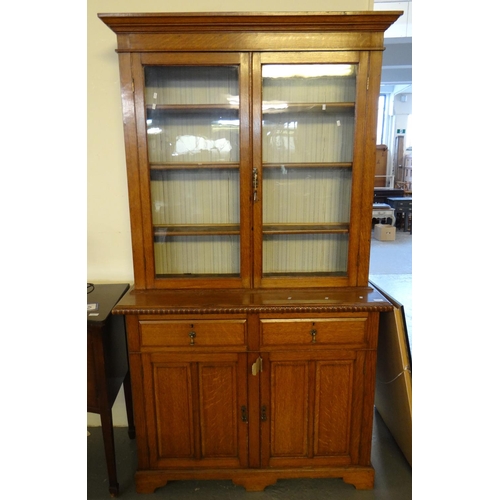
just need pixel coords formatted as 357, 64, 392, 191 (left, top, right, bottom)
99, 11, 401, 494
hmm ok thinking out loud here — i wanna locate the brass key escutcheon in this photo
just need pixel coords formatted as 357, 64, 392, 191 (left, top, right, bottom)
252, 356, 263, 375
189, 331, 196, 345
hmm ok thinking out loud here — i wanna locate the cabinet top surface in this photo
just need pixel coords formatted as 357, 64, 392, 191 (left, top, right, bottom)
112, 287, 392, 315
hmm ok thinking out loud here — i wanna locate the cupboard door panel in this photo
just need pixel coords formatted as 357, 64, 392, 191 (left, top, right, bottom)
315, 361, 353, 455
261, 351, 361, 468
154, 363, 195, 458
270, 361, 309, 457
144, 353, 248, 468
199, 363, 239, 458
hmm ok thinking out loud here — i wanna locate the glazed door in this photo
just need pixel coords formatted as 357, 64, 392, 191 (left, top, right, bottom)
252, 52, 371, 288
131, 53, 252, 289
142, 352, 249, 469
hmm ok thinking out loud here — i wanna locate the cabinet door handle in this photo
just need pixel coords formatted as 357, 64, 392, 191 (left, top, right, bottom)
310, 329, 317, 343
189, 331, 196, 345
252, 167, 259, 202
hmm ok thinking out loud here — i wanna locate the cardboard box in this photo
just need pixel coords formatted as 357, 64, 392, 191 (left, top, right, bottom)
374, 224, 396, 241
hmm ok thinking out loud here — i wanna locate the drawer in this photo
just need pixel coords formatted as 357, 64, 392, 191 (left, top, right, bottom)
260, 317, 368, 348
139, 319, 246, 348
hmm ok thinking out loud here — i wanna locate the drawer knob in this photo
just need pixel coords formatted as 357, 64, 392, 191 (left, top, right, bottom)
310, 329, 317, 344
189, 330, 196, 345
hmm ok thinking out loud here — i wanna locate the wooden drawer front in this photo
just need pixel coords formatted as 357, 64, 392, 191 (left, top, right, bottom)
140, 320, 246, 349
260, 318, 368, 349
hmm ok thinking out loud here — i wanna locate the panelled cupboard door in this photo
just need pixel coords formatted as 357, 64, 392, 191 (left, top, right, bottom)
252, 52, 372, 289
141, 352, 249, 469
259, 350, 367, 468
129, 52, 253, 290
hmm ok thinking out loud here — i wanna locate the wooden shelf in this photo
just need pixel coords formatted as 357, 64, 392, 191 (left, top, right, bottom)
154, 224, 240, 237
263, 162, 352, 169
150, 162, 240, 170
263, 102, 354, 114
147, 104, 239, 112
263, 223, 349, 235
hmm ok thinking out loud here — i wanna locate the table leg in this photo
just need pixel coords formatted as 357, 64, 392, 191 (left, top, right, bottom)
100, 409, 119, 497
123, 371, 136, 439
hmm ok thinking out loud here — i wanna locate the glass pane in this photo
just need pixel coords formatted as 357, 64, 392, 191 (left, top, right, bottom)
154, 236, 240, 276
262, 64, 356, 102
147, 109, 239, 164
145, 66, 239, 105
145, 66, 240, 164
145, 66, 241, 278
263, 167, 351, 224
151, 169, 239, 225
261, 64, 356, 277
263, 234, 348, 274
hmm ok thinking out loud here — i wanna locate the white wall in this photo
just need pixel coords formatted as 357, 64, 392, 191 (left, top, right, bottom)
87, 0, 375, 426
374, 1, 412, 37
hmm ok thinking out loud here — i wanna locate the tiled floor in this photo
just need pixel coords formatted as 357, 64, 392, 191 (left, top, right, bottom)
87, 228, 412, 499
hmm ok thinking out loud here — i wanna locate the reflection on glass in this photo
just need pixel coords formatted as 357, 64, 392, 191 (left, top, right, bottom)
144, 66, 240, 164
146, 109, 240, 164
262, 64, 356, 104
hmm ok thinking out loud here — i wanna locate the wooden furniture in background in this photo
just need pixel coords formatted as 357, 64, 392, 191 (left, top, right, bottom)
386, 196, 412, 232
394, 134, 405, 189
402, 153, 412, 191
99, 11, 401, 494
87, 283, 135, 497
373, 187, 404, 204
374, 144, 389, 187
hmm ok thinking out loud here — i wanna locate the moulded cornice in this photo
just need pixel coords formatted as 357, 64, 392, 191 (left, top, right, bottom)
99, 11, 404, 34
